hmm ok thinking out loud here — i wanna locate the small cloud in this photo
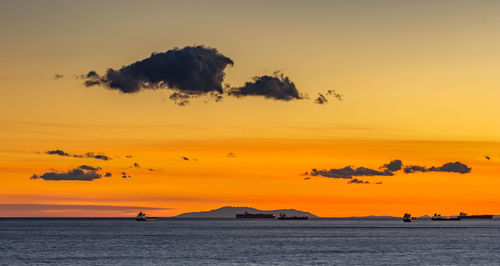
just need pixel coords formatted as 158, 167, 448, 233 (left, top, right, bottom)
314, 90, 343, 105
105, 172, 112, 177
44, 150, 112, 161
484, 155, 490, 160
78, 165, 101, 171
53, 74, 64, 79
182, 157, 189, 161
125, 155, 133, 158
226, 152, 236, 158
31, 166, 103, 181
46, 150, 70, 156
133, 162, 140, 168
229, 71, 303, 101
169, 92, 191, 106
375, 181, 383, 185
314, 93, 328, 105
347, 178, 369, 184
121, 172, 131, 178
404, 165, 427, 174
303, 177, 311, 180
404, 162, 471, 174
382, 160, 402, 172
326, 89, 343, 101
84, 152, 111, 161
311, 166, 393, 179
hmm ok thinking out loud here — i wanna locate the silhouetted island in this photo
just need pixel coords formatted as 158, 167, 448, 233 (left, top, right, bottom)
174, 206, 318, 218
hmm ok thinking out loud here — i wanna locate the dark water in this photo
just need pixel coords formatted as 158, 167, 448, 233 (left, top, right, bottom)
1, 218, 500, 265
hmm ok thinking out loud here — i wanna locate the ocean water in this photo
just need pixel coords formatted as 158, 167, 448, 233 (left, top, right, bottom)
1, 218, 499, 265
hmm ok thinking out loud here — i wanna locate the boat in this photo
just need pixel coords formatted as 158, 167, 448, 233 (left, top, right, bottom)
431, 213, 461, 221
277, 213, 308, 220
458, 212, 493, 220
235, 212, 275, 218
136, 211, 158, 221
402, 213, 416, 222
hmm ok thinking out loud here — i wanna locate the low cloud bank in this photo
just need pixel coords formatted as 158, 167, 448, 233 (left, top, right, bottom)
309, 160, 471, 184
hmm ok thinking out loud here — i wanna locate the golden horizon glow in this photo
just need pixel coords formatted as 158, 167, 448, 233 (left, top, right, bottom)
1, 0, 499, 217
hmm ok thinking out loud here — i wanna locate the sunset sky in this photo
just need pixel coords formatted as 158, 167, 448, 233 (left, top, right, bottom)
1, 0, 499, 217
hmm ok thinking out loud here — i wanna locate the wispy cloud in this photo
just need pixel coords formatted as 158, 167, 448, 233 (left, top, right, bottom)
45, 150, 111, 161
0, 204, 170, 212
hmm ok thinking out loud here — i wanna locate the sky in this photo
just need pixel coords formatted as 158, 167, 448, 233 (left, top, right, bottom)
0, 0, 499, 217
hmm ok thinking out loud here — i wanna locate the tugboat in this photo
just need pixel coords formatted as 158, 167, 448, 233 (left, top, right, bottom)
402, 213, 416, 222
235, 212, 275, 218
136, 211, 158, 221
277, 213, 308, 220
458, 212, 493, 220
431, 213, 460, 221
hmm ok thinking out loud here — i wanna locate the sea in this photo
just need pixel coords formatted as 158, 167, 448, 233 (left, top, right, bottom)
1, 218, 499, 265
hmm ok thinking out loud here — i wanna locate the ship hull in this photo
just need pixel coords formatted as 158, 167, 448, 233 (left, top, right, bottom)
136, 217, 158, 221
278, 217, 308, 220
460, 215, 493, 219
432, 217, 461, 221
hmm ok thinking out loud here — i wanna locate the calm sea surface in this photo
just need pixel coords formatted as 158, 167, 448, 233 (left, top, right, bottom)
1, 218, 499, 265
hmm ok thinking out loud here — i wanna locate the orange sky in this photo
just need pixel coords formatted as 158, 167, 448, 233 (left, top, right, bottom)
0, 0, 499, 217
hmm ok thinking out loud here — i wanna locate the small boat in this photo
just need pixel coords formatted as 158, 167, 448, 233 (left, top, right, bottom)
431, 213, 460, 221
136, 211, 158, 221
277, 213, 308, 220
458, 212, 493, 220
235, 212, 275, 218
402, 213, 416, 222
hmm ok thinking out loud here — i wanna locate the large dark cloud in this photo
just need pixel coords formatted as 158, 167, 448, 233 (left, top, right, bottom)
229, 72, 302, 101
404, 162, 471, 174
83, 46, 233, 94
31, 165, 105, 181
310, 166, 393, 179
45, 150, 111, 161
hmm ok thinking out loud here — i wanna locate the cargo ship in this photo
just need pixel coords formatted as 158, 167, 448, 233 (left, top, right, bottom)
402, 213, 416, 222
277, 213, 308, 220
235, 212, 275, 218
458, 212, 493, 219
136, 211, 158, 221
431, 213, 460, 221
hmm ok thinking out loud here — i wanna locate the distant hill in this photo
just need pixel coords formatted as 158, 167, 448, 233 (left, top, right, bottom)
174, 206, 318, 218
